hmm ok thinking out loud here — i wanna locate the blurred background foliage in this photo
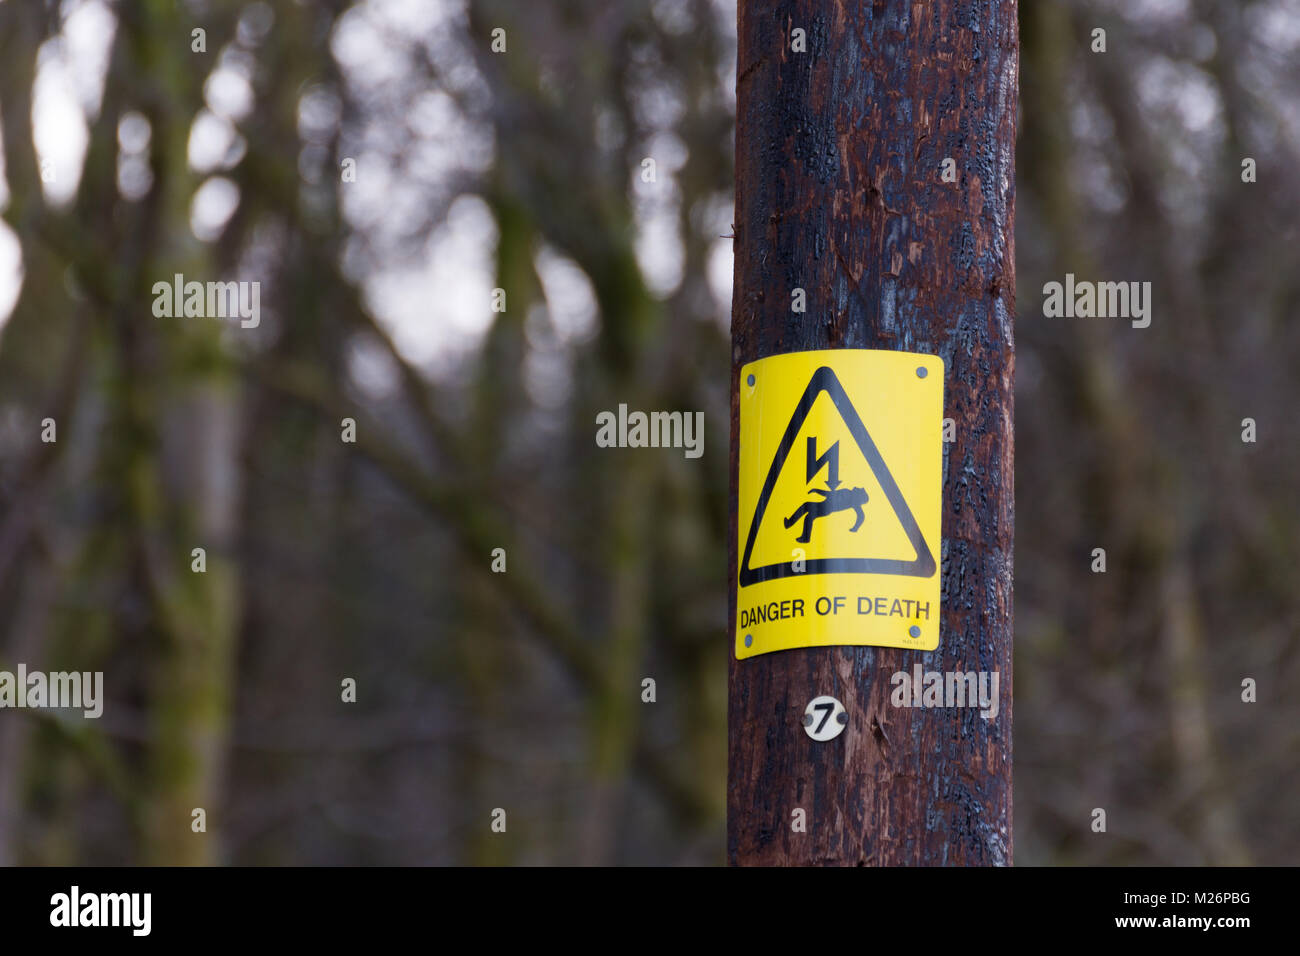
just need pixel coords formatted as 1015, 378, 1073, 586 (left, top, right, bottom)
0, 0, 1296, 865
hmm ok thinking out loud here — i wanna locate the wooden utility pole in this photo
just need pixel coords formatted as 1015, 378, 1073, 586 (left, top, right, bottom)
728, 1, 1017, 865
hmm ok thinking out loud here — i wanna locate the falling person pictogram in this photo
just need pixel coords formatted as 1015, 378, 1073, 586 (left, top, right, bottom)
781, 433, 869, 543
783, 485, 869, 543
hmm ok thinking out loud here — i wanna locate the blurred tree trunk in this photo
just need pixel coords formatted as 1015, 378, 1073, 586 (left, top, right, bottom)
147, 381, 243, 865
1020, 3, 1251, 865
728, 0, 1017, 865
107, 5, 242, 864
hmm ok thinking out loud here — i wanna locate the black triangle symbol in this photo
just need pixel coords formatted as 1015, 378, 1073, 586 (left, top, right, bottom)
739, 365, 937, 587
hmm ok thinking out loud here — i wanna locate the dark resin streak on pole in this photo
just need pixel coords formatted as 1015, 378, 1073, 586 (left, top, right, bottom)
728, 1, 1017, 866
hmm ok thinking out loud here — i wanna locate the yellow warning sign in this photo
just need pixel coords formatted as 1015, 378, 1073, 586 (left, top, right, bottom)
736, 349, 943, 659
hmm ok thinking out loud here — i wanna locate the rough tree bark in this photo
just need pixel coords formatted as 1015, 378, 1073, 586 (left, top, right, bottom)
728, 1, 1017, 866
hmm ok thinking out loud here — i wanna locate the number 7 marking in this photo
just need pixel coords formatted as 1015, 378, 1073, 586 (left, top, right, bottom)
813, 701, 834, 733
